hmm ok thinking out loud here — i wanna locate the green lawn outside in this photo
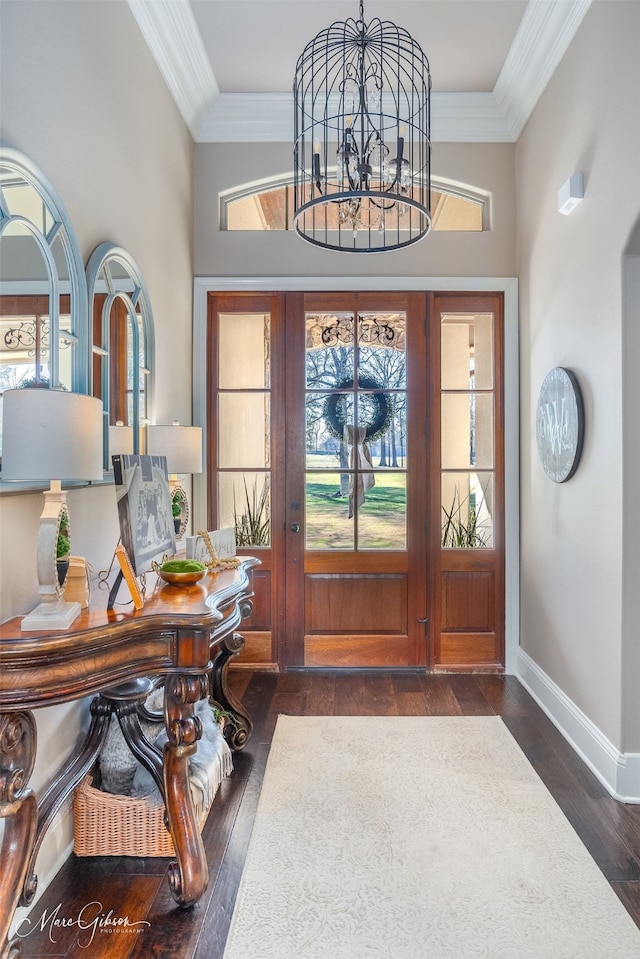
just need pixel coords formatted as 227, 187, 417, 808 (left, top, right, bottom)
305, 471, 407, 549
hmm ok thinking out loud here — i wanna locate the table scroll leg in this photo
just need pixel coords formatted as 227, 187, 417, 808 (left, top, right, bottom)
210, 632, 253, 752
19, 695, 113, 908
0, 712, 38, 959
163, 673, 210, 908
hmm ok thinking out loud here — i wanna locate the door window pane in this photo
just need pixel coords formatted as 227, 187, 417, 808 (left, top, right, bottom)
219, 313, 270, 389
441, 392, 494, 469
359, 473, 407, 549
219, 392, 271, 468
305, 313, 354, 385
218, 470, 270, 546
441, 472, 494, 548
441, 313, 493, 390
305, 472, 354, 549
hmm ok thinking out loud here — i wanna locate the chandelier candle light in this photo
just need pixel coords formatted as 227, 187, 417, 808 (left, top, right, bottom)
293, 0, 432, 252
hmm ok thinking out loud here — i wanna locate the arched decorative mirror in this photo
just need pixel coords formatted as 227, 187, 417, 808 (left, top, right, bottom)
0, 146, 89, 481
86, 243, 155, 471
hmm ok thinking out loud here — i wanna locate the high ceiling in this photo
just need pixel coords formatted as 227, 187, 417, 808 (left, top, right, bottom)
127, 0, 592, 142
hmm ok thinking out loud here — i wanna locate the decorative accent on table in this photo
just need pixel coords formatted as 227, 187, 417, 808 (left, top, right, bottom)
155, 559, 207, 586
193, 529, 241, 571
187, 528, 238, 568
113, 544, 144, 609
536, 367, 585, 483
112, 453, 176, 573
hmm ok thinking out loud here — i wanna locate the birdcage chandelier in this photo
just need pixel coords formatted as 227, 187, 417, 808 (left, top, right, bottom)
293, 0, 432, 253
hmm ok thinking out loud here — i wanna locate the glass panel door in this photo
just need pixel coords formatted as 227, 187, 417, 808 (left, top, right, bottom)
286, 292, 428, 668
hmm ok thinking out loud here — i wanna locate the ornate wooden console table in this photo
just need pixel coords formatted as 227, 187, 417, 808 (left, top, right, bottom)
0, 558, 258, 959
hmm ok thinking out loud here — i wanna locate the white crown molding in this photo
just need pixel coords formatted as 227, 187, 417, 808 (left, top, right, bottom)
131, 0, 592, 144
127, 0, 219, 139
199, 91, 515, 144
494, 0, 593, 140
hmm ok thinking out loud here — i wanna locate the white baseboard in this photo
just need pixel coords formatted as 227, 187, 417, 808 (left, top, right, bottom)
516, 649, 640, 804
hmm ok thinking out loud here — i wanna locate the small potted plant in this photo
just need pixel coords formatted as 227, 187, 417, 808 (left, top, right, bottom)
56, 510, 71, 587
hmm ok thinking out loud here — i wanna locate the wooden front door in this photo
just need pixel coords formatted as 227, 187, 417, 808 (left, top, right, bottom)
206, 290, 504, 672
283, 292, 428, 667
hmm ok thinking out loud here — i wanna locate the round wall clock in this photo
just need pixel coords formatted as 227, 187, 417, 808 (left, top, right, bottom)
536, 366, 585, 482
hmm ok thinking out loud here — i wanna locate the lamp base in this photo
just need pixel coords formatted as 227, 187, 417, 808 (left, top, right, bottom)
21, 599, 82, 632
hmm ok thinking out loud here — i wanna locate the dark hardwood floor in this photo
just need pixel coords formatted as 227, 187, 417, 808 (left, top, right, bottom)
15, 671, 640, 958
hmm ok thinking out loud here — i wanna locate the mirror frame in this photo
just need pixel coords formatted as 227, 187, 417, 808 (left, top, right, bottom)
86, 242, 155, 472
0, 144, 89, 392
0, 145, 90, 490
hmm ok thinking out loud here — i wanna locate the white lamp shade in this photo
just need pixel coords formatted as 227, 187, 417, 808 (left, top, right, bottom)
2, 389, 104, 481
108, 422, 135, 457
147, 424, 202, 474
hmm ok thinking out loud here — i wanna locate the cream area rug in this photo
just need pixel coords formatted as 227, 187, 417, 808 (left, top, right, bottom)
222, 716, 640, 959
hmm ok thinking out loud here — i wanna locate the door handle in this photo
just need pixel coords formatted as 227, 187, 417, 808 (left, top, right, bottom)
289, 523, 301, 533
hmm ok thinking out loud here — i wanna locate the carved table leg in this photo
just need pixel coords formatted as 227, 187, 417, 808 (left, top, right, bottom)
0, 712, 38, 959
163, 673, 210, 908
210, 632, 253, 751
19, 695, 114, 909
20, 680, 164, 914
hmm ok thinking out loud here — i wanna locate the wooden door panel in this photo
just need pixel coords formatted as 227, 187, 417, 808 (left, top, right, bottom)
305, 574, 408, 633
440, 571, 495, 630
230, 567, 275, 668
436, 634, 499, 668
304, 634, 411, 667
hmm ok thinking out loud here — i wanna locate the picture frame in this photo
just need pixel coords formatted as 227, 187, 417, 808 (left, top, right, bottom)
112, 454, 176, 573
114, 544, 144, 609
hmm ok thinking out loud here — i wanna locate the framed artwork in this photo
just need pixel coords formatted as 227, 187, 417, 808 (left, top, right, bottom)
536, 367, 585, 483
112, 454, 176, 573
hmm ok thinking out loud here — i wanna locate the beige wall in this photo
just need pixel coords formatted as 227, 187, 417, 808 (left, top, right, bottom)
195, 141, 517, 278
516, 0, 640, 749
0, 0, 194, 922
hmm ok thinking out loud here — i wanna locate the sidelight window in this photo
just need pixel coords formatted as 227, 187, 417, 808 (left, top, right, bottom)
441, 312, 495, 548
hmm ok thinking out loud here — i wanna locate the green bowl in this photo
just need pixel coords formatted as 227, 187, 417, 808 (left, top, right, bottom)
158, 568, 206, 586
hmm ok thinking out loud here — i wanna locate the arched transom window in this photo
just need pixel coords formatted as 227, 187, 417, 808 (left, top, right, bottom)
221, 178, 488, 233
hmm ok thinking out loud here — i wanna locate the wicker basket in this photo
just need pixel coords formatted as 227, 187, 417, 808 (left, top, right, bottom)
73, 772, 214, 858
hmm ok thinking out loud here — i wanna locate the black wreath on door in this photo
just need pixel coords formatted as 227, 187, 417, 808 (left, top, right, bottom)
323, 374, 393, 442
